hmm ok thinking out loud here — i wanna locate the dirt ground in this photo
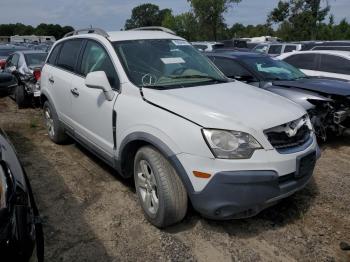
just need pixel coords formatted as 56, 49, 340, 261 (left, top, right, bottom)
0, 96, 349, 262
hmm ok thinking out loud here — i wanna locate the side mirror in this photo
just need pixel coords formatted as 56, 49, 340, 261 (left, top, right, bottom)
85, 71, 115, 101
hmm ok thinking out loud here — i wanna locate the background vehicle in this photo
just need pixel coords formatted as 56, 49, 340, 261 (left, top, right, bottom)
208, 51, 350, 140
0, 129, 43, 262
253, 43, 302, 56
3, 50, 46, 107
0, 44, 29, 60
191, 41, 224, 52
300, 41, 350, 51
278, 50, 350, 81
40, 27, 318, 228
0, 72, 17, 94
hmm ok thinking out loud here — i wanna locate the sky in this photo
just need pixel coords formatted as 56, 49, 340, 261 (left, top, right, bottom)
1, 0, 350, 30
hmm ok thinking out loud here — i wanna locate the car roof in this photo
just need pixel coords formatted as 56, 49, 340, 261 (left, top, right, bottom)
106, 30, 184, 42
15, 50, 47, 54
207, 51, 268, 59
280, 50, 350, 58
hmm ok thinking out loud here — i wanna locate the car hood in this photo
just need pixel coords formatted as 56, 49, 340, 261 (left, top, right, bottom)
142, 82, 306, 133
272, 78, 350, 96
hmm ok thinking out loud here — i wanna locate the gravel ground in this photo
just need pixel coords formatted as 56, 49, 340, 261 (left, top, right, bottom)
0, 96, 349, 262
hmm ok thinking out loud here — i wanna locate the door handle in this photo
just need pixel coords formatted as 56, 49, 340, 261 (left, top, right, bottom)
70, 88, 79, 97
48, 76, 54, 83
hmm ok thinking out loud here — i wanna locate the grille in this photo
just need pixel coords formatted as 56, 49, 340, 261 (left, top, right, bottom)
265, 124, 311, 151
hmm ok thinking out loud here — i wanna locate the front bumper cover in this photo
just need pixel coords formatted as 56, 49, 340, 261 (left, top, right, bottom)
189, 148, 318, 220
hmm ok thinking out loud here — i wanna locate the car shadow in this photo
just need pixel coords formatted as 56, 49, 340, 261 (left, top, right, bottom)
318, 133, 350, 150
165, 177, 319, 236
5, 130, 114, 262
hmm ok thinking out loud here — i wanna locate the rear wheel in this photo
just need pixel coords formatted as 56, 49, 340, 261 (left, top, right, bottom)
15, 85, 30, 108
43, 101, 68, 144
134, 146, 187, 228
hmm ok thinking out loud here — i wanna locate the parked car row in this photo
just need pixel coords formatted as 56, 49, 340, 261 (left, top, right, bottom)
207, 51, 350, 141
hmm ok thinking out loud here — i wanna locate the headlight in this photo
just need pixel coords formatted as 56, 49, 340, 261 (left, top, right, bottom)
202, 129, 262, 159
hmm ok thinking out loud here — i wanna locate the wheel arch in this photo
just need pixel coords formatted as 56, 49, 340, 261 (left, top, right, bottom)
118, 132, 195, 195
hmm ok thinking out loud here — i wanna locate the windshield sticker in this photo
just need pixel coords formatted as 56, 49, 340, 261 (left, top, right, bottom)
161, 57, 185, 64
172, 40, 191, 46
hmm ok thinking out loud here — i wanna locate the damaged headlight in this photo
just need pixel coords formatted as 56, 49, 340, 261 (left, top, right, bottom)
202, 129, 262, 159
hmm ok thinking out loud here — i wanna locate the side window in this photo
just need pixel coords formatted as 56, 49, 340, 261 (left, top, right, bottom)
284, 45, 297, 53
56, 39, 83, 72
12, 54, 20, 67
268, 45, 283, 55
47, 43, 61, 65
319, 54, 350, 75
80, 40, 119, 89
211, 57, 252, 78
284, 54, 318, 70
6, 55, 13, 67
6, 54, 19, 68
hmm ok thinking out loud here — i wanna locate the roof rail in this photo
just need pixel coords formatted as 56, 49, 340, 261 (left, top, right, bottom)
64, 28, 109, 38
129, 26, 176, 35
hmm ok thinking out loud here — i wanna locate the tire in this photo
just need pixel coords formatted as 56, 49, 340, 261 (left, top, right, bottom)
15, 85, 30, 108
134, 146, 188, 228
43, 101, 68, 144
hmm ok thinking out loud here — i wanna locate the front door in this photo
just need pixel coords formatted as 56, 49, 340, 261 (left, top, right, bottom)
70, 40, 120, 159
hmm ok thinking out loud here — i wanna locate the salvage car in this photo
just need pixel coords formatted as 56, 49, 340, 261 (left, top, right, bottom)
208, 51, 350, 141
40, 27, 319, 228
0, 72, 17, 94
3, 50, 46, 107
0, 129, 43, 261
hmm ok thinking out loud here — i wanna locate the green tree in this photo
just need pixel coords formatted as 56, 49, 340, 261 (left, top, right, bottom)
124, 3, 171, 29
162, 12, 199, 40
268, 0, 331, 40
187, 0, 242, 41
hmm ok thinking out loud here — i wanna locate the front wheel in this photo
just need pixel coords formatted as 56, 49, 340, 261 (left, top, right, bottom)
134, 146, 188, 228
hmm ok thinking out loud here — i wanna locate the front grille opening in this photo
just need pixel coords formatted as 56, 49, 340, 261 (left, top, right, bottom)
265, 117, 312, 153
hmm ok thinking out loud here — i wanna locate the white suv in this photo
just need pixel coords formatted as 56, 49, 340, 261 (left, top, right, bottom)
40, 28, 320, 228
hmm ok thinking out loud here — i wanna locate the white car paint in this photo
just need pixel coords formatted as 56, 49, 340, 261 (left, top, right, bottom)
40, 29, 318, 220
278, 50, 350, 81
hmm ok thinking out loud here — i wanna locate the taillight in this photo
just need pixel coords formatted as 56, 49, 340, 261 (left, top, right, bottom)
33, 69, 41, 81
0, 60, 6, 70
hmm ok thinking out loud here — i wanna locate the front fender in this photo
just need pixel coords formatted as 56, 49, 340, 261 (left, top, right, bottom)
267, 86, 333, 110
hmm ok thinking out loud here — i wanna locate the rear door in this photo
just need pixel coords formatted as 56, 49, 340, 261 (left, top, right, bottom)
46, 39, 84, 128
70, 39, 119, 159
318, 54, 350, 81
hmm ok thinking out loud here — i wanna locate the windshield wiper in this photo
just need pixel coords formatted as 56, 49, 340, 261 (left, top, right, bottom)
169, 74, 226, 82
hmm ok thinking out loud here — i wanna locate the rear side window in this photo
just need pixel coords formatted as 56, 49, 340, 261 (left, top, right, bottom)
80, 40, 119, 89
56, 40, 83, 72
319, 54, 350, 75
284, 54, 318, 70
268, 45, 283, 55
24, 53, 47, 67
284, 45, 297, 53
210, 57, 251, 78
47, 44, 61, 65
